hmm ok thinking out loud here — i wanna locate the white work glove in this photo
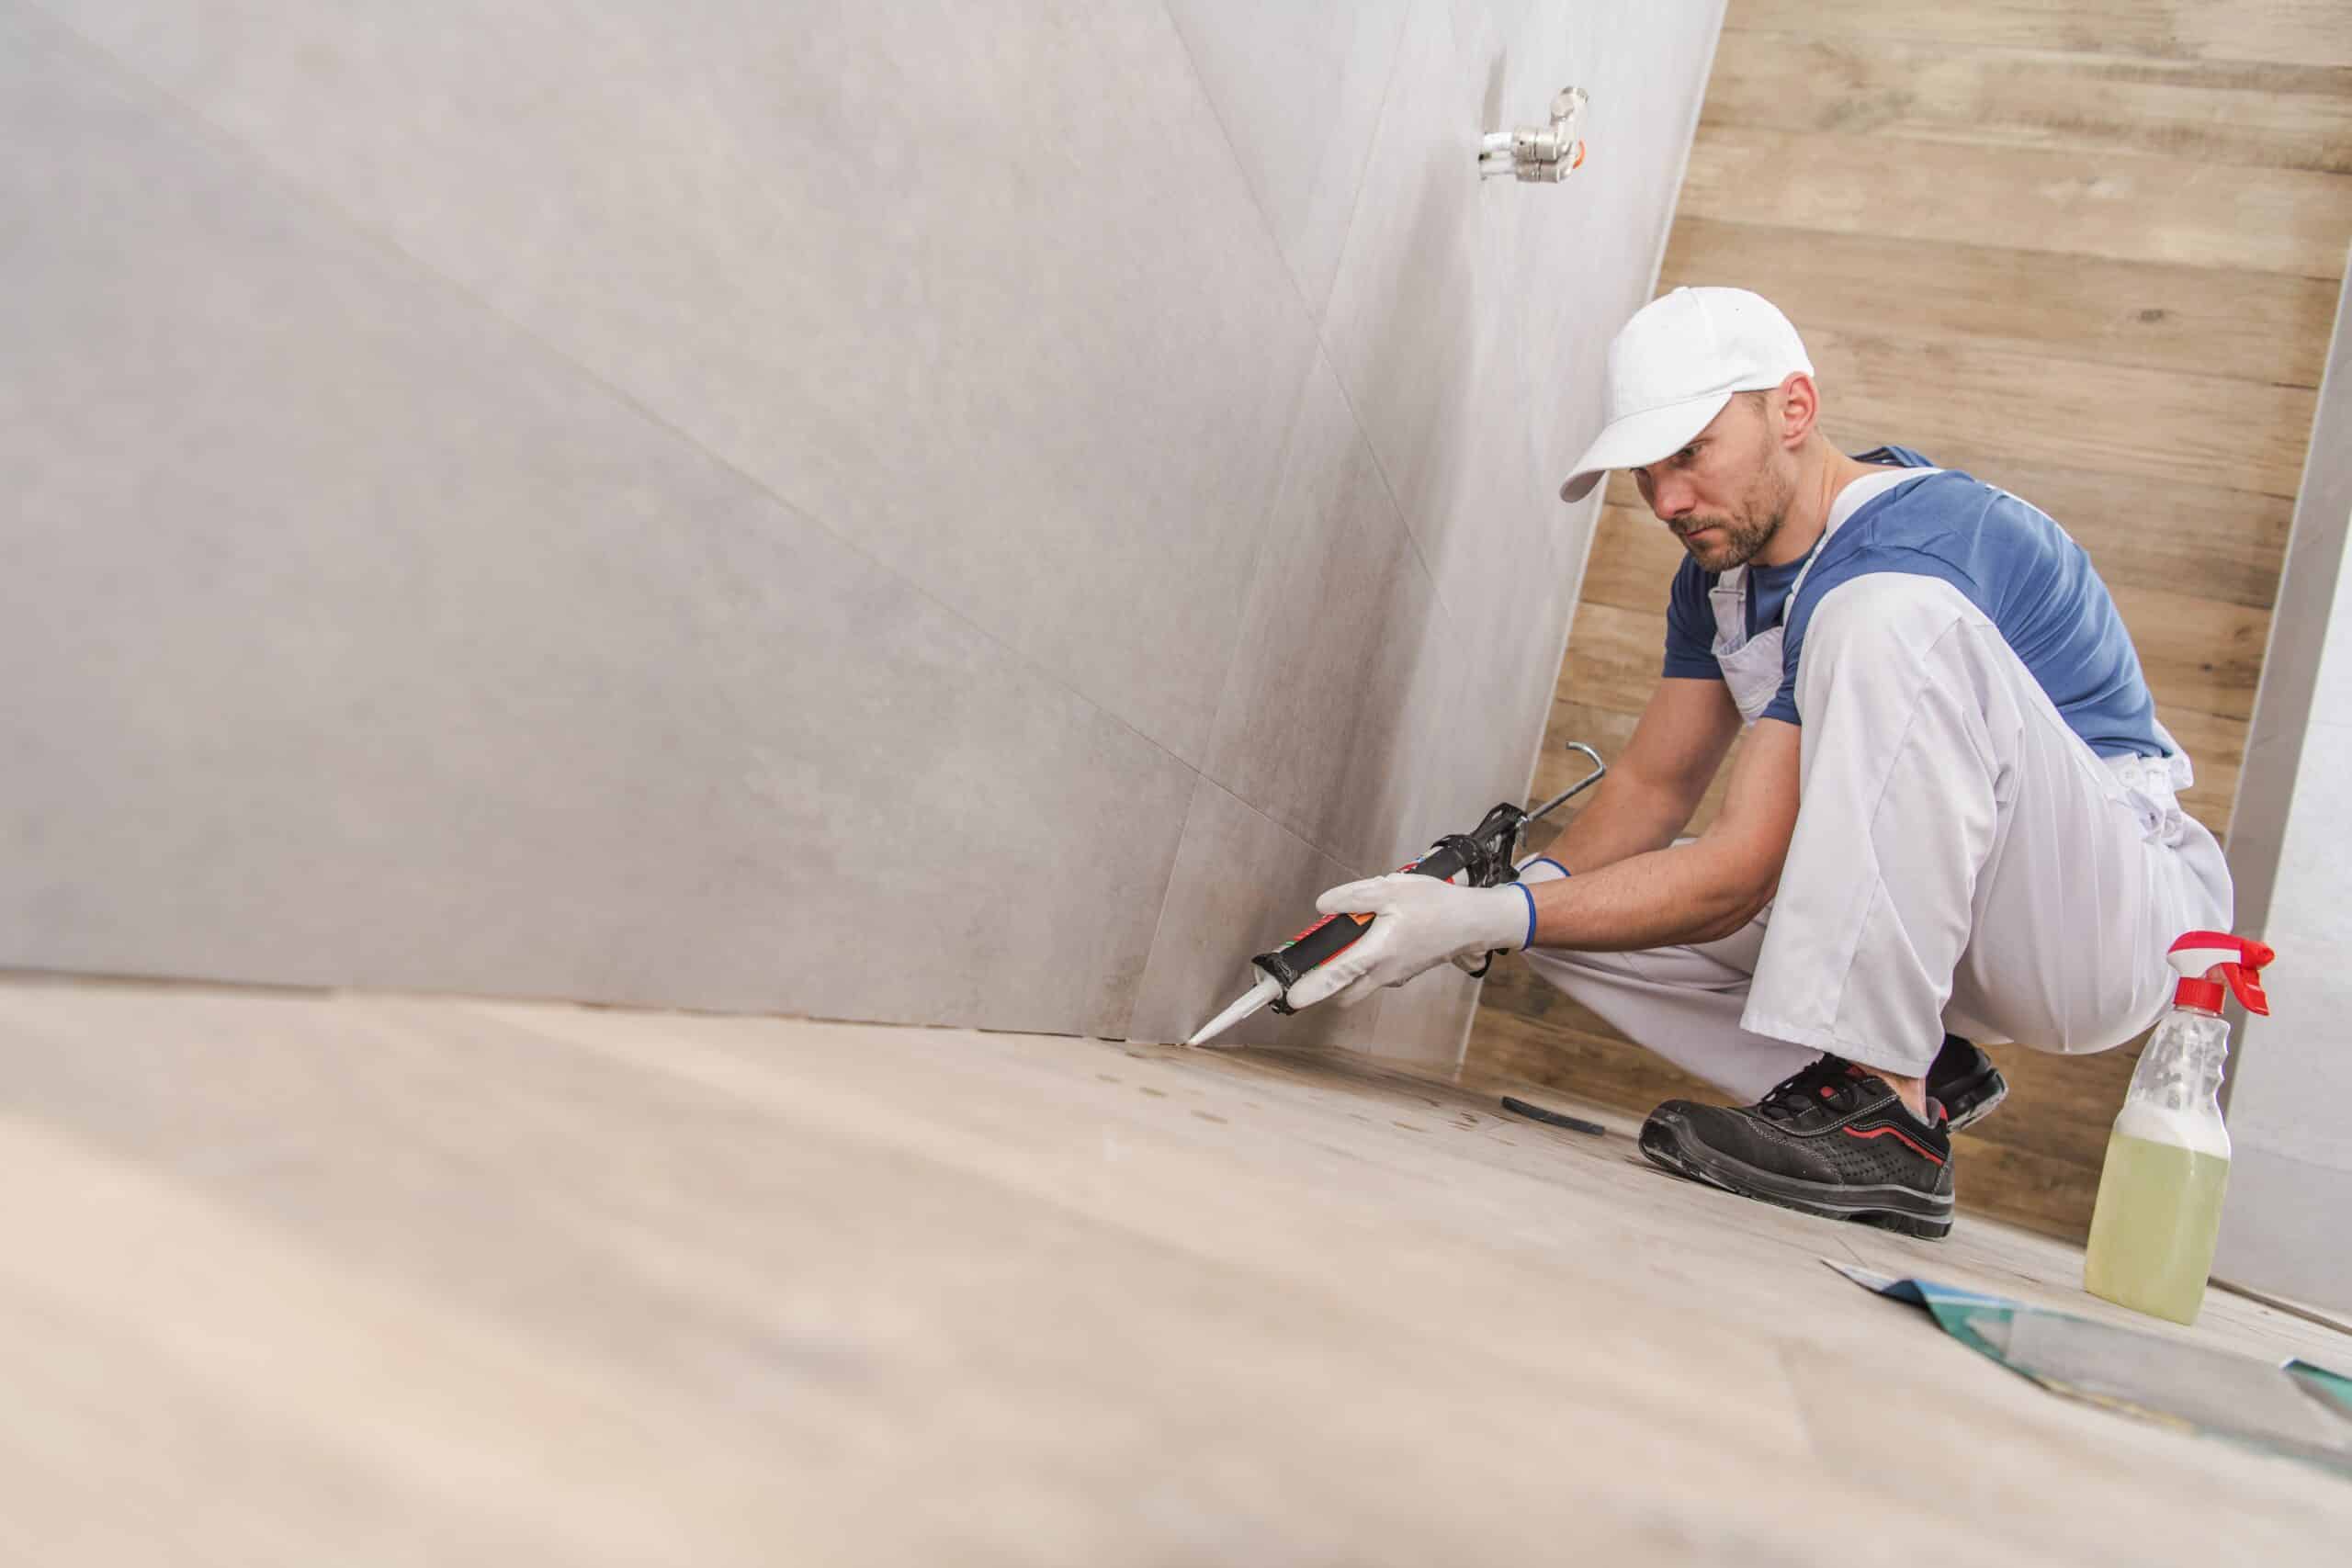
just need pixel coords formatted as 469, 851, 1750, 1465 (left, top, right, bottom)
1283, 873, 1536, 1012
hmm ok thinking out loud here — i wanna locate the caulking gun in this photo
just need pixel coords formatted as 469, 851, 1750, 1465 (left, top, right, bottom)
1186, 741, 1607, 1045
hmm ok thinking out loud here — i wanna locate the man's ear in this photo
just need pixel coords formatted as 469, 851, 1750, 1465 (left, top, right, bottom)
1774, 371, 1822, 453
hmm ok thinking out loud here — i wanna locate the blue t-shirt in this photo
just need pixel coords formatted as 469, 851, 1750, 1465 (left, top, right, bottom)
1660, 446, 2165, 759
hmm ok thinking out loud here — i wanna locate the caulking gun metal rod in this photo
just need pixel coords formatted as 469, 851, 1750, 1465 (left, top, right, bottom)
1521, 741, 1607, 826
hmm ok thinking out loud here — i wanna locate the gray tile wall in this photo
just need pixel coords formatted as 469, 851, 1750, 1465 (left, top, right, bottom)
3, 0, 1724, 1065
2216, 253, 2352, 1314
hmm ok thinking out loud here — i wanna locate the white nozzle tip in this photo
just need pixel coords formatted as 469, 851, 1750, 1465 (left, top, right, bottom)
1185, 976, 1282, 1047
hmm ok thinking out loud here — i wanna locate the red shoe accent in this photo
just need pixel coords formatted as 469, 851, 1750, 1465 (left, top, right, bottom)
1842, 1123, 1946, 1166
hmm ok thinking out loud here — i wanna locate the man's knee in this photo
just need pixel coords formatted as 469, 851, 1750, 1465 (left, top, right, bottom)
1956, 949, 2169, 1059
1794, 575, 1992, 725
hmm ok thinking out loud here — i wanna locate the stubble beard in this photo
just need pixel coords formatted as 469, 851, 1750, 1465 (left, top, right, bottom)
1678, 463, 1795, 573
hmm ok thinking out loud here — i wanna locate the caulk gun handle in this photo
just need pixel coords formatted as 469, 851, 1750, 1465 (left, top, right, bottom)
1250, 841, 1469, 1010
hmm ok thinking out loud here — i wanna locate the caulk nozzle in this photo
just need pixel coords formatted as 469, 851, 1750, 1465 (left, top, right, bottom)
1185, 975, 1283, 1047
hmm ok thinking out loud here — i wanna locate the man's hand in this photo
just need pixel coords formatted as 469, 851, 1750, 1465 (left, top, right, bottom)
1283, 874, 1534, 1012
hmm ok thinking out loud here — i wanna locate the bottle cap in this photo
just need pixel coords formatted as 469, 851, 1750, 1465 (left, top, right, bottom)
2165, 931, 2274, 1015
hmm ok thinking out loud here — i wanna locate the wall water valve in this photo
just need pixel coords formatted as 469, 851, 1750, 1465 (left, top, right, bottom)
1479, 85, 1588, 182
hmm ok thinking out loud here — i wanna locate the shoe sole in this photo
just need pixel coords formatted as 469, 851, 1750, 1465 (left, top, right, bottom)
1638, 1119, 1954, 1240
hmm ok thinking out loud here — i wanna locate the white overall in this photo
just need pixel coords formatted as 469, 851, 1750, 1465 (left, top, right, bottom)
1707, 466, 1895, 728
1519, 474, 2233, 1096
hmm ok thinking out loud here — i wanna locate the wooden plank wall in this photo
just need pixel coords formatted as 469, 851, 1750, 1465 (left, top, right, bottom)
1464, 0, 2352, 1241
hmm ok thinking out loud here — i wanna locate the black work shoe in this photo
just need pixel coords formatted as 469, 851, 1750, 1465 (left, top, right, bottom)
1928, 1034, 2007, 1133
1638, 1055, 1956, 1239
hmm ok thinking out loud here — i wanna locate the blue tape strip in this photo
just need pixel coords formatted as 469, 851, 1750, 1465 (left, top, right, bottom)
1516, 883, 1536, 950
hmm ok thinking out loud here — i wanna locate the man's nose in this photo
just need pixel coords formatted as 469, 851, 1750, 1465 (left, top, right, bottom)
1649, 472, 1696, 521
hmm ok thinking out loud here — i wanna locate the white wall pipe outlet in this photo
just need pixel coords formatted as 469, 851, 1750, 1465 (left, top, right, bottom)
1480, 86, 1589, 183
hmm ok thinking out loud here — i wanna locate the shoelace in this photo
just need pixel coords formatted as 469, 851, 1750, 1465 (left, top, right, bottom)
1754, 1054, 1863, 1124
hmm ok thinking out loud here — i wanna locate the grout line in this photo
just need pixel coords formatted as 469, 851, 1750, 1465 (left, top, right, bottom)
1122, 769, 1389, 1049
1148, 0, 1444, 764
1297, 0, 1466, 650
1201, 769, 1366, 880
1113, 770, 1211, 1043
2209, 1276, 2352, 1341
1312, 2, 1419, 335
1185, 354, 1321, 810
1140, 2, 1343, 804
1153, 0, 1506, 874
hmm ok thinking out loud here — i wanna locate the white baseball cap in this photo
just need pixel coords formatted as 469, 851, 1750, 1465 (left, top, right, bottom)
1557, 287, 1814, 502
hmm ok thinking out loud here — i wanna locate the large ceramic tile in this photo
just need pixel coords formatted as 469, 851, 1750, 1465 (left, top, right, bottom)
1201, 353, 1455, 872
1369, 635, 1492, 870
2231, 518, 2337, 777
2301, 521, 2352, 716
35, 0, 1320, 768
1490, 559, 1584, 808
1319, 0, 1520, 538
0, 28, 1196, 1033
1321, 0, 1689, 647
2264, 292, 2352, 728
1418, 327, 1555, 660
1162, 0, 1414, 318
1125, 774, 1390, 1052
2216, 1146, 2352, 1315
2292, 260, 2352, 699
2221, 731, 2292, 932
2229, 832, 2352, 1165
1506, 0, 1726, 499
1404, 333, 1581, 819
2257, 718, 2352, 962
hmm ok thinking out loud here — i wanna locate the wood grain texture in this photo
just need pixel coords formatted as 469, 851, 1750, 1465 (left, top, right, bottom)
1527, 692, 1743, 845
1905, 451, 2292, 612
1680, 127, 2352, 278
1806, 328, 2316, 498
1704, 31, 2352, 173
1599, 457, 2292, 616
1556, 602, 1664, 717
1662, 218, 2343, 387
1577, 505, 1686, 615
1469, 4, 2344, 1239
2109, 584, 2269, 723
1725, 0, 2352, 70
1595, 371, 2300, 616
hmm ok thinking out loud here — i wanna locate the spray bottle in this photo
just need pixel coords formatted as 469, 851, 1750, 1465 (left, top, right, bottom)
2082, 931, 2275, 1325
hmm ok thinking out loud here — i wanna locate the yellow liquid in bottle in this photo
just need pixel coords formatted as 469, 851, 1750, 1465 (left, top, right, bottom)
2083, 1130, 2230, 1325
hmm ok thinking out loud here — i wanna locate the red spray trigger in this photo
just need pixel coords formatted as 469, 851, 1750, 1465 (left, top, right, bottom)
2165, 931, 2275, 1016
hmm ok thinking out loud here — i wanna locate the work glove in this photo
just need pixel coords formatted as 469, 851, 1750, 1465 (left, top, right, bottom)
1283, 873, 1536, 1012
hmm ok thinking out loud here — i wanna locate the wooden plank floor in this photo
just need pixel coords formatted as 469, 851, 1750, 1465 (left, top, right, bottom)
1465, 0, 2352, 1243
0, 974, 2346, 1564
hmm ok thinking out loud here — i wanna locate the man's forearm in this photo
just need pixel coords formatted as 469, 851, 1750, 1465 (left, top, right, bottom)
1526, 836, 1769, 952
1537, 772, 1694, 874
